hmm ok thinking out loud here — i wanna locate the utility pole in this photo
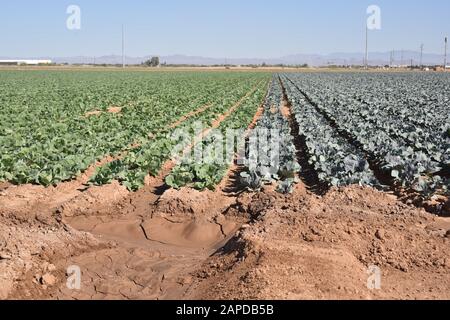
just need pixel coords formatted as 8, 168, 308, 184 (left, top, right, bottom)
122, 24, 125, 68
364, 25, 369, 69
445, 37, 448, 69
401, 49, 404, 67
420, 44, 424, 68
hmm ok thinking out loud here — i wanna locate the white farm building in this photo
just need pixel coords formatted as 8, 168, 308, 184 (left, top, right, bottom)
0, 59, 52, 66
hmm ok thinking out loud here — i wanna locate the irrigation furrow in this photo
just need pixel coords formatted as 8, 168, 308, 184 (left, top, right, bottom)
277, 76, 328, 195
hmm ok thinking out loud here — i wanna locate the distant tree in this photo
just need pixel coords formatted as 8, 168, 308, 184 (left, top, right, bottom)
261, 62, 267, 67
144, 56, 160, 67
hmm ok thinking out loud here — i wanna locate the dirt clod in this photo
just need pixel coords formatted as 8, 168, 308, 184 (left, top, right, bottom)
40, 274, 57, 287
0, 252, 12, 260
375, 229, 385, 240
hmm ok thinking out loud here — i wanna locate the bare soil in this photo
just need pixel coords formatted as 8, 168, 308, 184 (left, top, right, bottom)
2, 172, 449, 300
187, 186, 450, 300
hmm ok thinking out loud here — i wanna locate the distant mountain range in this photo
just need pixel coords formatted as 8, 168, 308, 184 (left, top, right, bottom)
1, 51, 447, 66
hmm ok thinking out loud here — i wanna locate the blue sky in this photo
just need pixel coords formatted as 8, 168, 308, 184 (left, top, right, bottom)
1, 0, 449, 58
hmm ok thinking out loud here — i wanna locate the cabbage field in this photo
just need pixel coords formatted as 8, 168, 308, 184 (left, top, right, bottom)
0, 70, 448, 202
280, 73, 449, 199
0, 71, 269, 188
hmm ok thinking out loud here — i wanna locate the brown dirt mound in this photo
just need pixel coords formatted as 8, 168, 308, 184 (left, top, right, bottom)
59, 182, 129, 218
0, 214, 101, 299
153, 188, 234, 218
186, 186, 450, 300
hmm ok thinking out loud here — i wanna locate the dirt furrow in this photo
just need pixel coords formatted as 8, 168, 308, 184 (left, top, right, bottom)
216, 80, 270, 194
278, 76, 329, 195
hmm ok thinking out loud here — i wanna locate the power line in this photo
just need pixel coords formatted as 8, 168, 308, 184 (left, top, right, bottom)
122, 24, 125, 68
364, 25, 369, 69
445, 36, 448, 68
420, 44, 424, 68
